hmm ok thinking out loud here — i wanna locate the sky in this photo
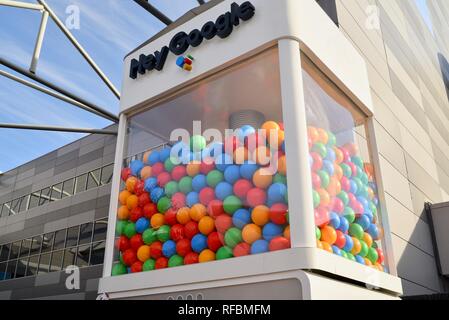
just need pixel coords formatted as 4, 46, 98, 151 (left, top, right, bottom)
0, 0, 202, 173
415, 0, 434, 36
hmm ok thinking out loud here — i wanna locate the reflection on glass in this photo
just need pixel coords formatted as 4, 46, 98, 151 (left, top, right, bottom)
101, 164, 113, 185
10, 241, 21, 260
76, 244, 90, 267
63, 248, 76, 269
30, 236, 42, 256
53, 230, 66, 250
62, 178, 75, 198
0, 262, 6, 280
19, 239, 31, 258
39, 188, 51, 206
41, 233, 54, 253
15, 258, 27, 278
26, 255, 39, 276
19, 195, 29, 212
50, 250, 63, 272
38, 253, 50, 274
0, 244, 10, 262
87, 169, 101, 190
89, 241, 105, 266
1, 202, 11, 218
79, 223, 93, 245
6, 260, 17, 279
93, 219, 107, 242
28, 192, 40, 209
51, 183, 63, 201
10, 198, 21, 216
75, 174, 87, 194
66, 226, 79, 247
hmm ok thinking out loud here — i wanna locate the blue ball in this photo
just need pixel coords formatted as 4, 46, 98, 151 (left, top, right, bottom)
281, 141, 286, 153
215, 182, 233, 200
367, 223, 379, 239
325, 147, 336, 162
159, 147, 171, 162
130, 160, 144, 177
267, 183, 287, 203
224, 165, 241, 184
332, 245, 342, 256
308, 154, 313, 168
148, 151, 161, 166
240, 161, 258, 180
357, 196, 369, 209
356, 215, 371, 231
162, 240, 176, 258
343, 234, 354, 252
192, 174, 207, 192
349, 179, 358, 194
150, 187, 164, 203
191, 234, 208, 253
355, 255, 366, 265
329, 212, 340, 229
338, 215, 349, 233
323, 160, 335, 176
237, 125, 256, 141
135, 218, 150, 233
186, 192, 199, 207
251, 239, 269, 254
144, 177, 158, 193
215, 153, 233, 172
232, 209, 251, 229
262, 223, 283, 241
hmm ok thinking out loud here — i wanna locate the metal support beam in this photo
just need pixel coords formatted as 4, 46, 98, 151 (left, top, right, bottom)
133, 0, 172, 25
37, 0, 121, 99
0, 123, 117, 135
0, 69, 116, 122
0, 58, 119, 122
0, 0, 44, 11
30, 10, 49, 74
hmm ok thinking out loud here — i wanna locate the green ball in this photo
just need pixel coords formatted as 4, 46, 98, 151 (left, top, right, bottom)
224, 228, 242, 248
168, 254, 184, 267
349, 223, 364, 240
286, 212, 289, 223
367, 247, 378, 264
164, 157, 176, 172
157, 197, 171, 213
116, 220, 127, 236
340, 163, 352, 178
164, 181, 178, 198
142, 228, 158, 244
344, 207, 355, 223
111, 263, 127, 276
223, 196, 242, 215
359, 172, 369, 185
119, 254, 124, 265
353, 177, 363, 193
207, 170, 224, 188
351, 156, 363, 169
273, 173, 287, 185
340, 250, 348, 259
312, 190, 320, 208
327, 132, 336, 147
315, 227, 321, 240
337, 191, 349, 206
179, 176, 193, 194
124, 222, 136, 238
312, 142, 327, 158
359, 240, 369, 257
317, 170, 330, 188
190, 135, 206, 152
157, 225, 171, 242
143, 259, 156, 271
284, 191, 288, 203
216, 246, 234, 260
346, 252, 356, 261
372, 241, 378, 249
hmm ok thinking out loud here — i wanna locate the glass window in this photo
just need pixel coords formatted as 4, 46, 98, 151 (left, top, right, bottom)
15, 258, 27, 278
29, 236, 42, 256
26, 255, 39, 276
62, 178, 75, 198
1, 202, 10, 218
79, 223, 93, 245
89, 241, 105, 266
6, 260, 17, 279
113, 48, 290, 276
38, 253, 50, 274
0, 244, 10, 262
0, 262, 6, 281
93, 219, 107, 242
75, 174, 88, 194
0, 245, 2, 260
66, 226, 79, 248
76, 244, 90, 267
10, 241, 21, 260
0, 204, 2, 217
51, 183, 63, 201
101, 164, 114, 185
87, 169, 101, 190
19, 239, 31, 258
53, 229, 67, 250
28, 192, 40, 209
50, 250, 63, 272
19, 195, 30, 212
39, 188, 51, 206
9, 198, 21, 216
63, 247, 76, 269
41, 233, 54, 253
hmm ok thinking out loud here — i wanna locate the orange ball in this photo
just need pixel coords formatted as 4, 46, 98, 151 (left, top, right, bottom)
190, 204, 207, 221
317, 188, 331, 207
199, 249, 215, 263
317, 128, 329, 145
262, 121, 280, 133
151, 213, 165, 229
334, 164, 344, 180
126, 194, 139, 210
321, 241, 333, 253
374, 263, 383, 272
252, 169, 273, 189
119, 190, 131, 205
126, 176, 138, 193
234, 147, 249, 164
363, 232, 373, 248
327, 177, 341, 197
117, 205, 129, 220
351, 237, 361, 255
137, 245, 151, 262
368, 187, 375, 200
143, 151, 151, 164
320, 226, 337, 245
316, 239, 324, 250
344, 143, 359, 156
251, 205, 270, 226
277, 155, 287, 175
364, 258, 372, 266
198, 216, 215, 235
252, 146, 271, 166
186, 161, 201, 177
283, 225, 290, 240
177, 207, 191, 225
334, 147, 344, 164
308, 126, 319, 144
275, 130, 285, 148
140, 166, 152, 180
242, 224, 262, 244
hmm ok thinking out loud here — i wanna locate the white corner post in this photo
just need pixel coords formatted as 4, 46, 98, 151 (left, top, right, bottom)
30, 9, 49, 74
278, 39, 316, 249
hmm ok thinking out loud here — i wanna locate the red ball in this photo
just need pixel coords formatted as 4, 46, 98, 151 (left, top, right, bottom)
377, 248, 384, 264
171, 192, 186, 210
151, 162, 164, 177
224, 135, 240, 154
314, 206, 330, 227
269, 237, 290, 251
130, 261, 143, 273
340, 176, 350, 192
200, 159, 215, 175
233, 242, 251, 257
155, 257, 168, 269
184, 252, 199, 265
138, 193, 151, 207
215, 214, 233, 234
172, 165, 187, 181
143, 202, 157, 219
311, 172, 321, 189
199, 187, 215, 206
170, 224, 185, 242
207, 199, 225, 218
130, 234, 144, 251
176, 238, 192, 257
352, 201, 364, 215
233, 179, 253, 199
245, 133, 265, 153
150, 241, 162, 259
121, 167, 131, 182
130, 206, 143, 222
157, 172, 171, 187
134, 180, 145, 196
334, 230, 346, 249
207, 231, 224, 252
310, 152, 323, 172
164, 208, 178, 226
184, 221, 199, 239
122, 249, 137, 266
246, 188, 267, 207
332, 197, 344, 214
116, 235, 130, 252
270, 203, 288, 225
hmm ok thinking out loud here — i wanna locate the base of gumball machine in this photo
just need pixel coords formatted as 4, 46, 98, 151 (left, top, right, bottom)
98, 247, 402, 300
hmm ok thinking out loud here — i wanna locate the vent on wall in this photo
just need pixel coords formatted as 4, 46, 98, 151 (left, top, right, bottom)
426, 201, 449, 278
316, 0, 339, 26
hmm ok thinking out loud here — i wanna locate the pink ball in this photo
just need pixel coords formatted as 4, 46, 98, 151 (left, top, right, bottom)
233, 179, 253, 199
157, 172, 171, 187
341, 148, 350, 162
340, 176, 350, 192
171, 165, 187, 181
200, 159, 215, 175
314, 207, 330, 227
332, 197, 344, 214
352, 201, 364, 215
311, 172, 321, 189
246, 188, 267, 207
348, 192, 357, 206
172, 192, 186, 210
310, 152, 323, 172
152, 162, 164, 177
199, 187, 215, 206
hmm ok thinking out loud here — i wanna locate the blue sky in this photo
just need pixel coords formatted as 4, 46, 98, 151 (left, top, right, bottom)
415, 0, 434, 36
0, 0, 201, 173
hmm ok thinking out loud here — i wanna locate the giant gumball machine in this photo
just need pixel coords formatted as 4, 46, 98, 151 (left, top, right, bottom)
99, 0, 403, 299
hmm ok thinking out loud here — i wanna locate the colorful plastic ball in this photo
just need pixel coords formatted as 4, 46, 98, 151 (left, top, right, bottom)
183, 191, 198, 207
367, 247, 379, 264
137, 245, 151, 262
207, 231, 224, 252
175, 238, 191, 257
182, 221, 197, 240
273, 174, 287, 185
150, 187, 164, 204
178, 176, 193, 194
122, 249, 137, 267
192, 174, 207, 192
332, 197, 344, 214
358, 240, 369, 257
356, 215, 371, 231
344, 207, 356, 223
125, 195, 138, 211
187, 203, 205, 222
247, 188, 267, 207
312, 190, 320, 209
190, 135, 207, 152
112, 263, 127, 276
150, 241, 163, 259
131, 261, 143, 273
135, 217, 150, 234
355, 255, 366, 265
269, 203, 288, 225
163, 181, 178, 198
168, 194, 184, 211
140, 258, 155, 272
320, 226, 337, 245
199, 249, 216, 263
311, 172, 321, 189
152, 162, 165, 177
312, 143, 327, 159
157, 172, 171, 188
317, 188, 330, 207
332, 245, 342, 256
314, 206, 330, 227
140, 166, 152, 181
124, 222, 137, 239
233, 179, 253, 199
245, 132, 266, 153
206, 170, 224, 188
155, 257, 168, 269
222, 165, 239, 184
224, 228, 242, 248
240, 161, 258, 180
376, 248, 384, 264
343, 234, 354, 252
310, 152, 323, 172
161, 240, 176, 258
116, 235, 130, 252
129, 207, 143, 223
251, 169, 272, 189
338, 215, 349, 233
168, 255, 184, 267
277, 155, 287, 176
215, 153, 232, 172
329, 212, 340, 229
216, 246, 234, 260
116, 220, 127, 236
168, 224, 184, 242
144, 177, 157, 193
351, 237, 361, 255
142, 202, 157, 219
233, 208, 251, 229
138, 193, 151, 208
349, 223, 364, 240
164, 157, 177, 173
233, 242, 251, 257
237, 125, 256, 141
119, 190, 132, 206
184, 252, 199, 265
367, 224, 380, 240
213, 215, 231, 234
121, 167, 132, 182
251, 239, 269, 254
198, 216, 215, 235
317, 170, 330, 189
175, 207, 190, 225
267, 183, 287, 204
242, 224, 262, 244
223, 195, 242, 215
142, 228, 157, 245
206, 199, 223, 218
321, 241, 333, 253
186, 161, 201, 177
157, 197, 171, 214
316, 227, 322, 240
130, 160, 144, 177
200, 160, 215, 175
149, 213, 164, 229
146, 151, 160, 166
251, 205, 270, 226
156, 225, 170, 242
199, 187, 215, 206
171, 166, 186, 182
215, 182, 233, 201
334, 230, 346, 249
337, 191, 349, 206
117, 206, 130, 221
191, 234, 208, 253
262, 223, 283, 241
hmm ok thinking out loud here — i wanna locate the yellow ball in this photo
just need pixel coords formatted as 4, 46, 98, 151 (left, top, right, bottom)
321, 241, 333, 253
242, 224, 262, 244
283, 225, 290, 240
186, 161, 201, 177
363, 232, 373, 248
151, 213, 165, 229
251, 205, 270, 226
117, 205, 129, 220
252, 169, 273, 189
137, 245, 151, 262
177, 207, 191, 225
140, 166, 152, 180
126, 194, 139, 210
199, 249, 216, 263
126, 176, 138, 193
198, 216, 215, 235
190, 204, 207, 222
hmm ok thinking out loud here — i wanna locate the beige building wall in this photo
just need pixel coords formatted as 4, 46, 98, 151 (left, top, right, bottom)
335, 0, 449, 295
